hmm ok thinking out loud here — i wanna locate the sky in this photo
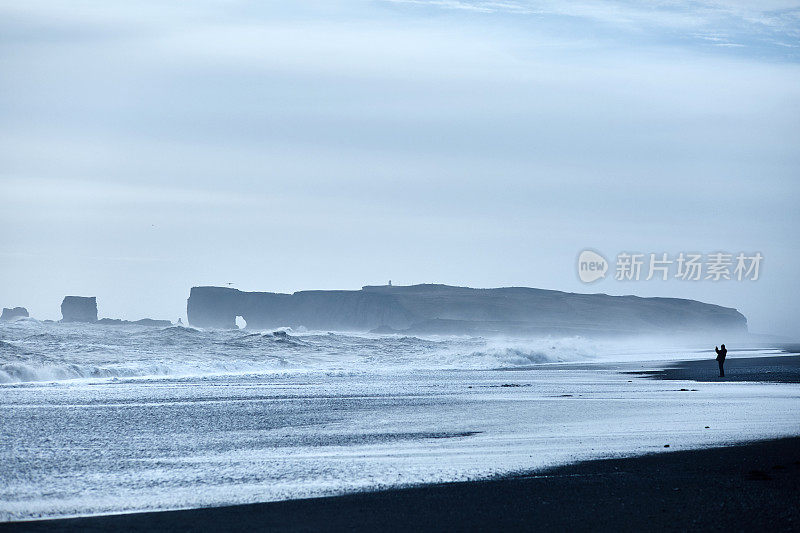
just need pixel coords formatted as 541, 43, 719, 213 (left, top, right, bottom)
1, 0, 799, 336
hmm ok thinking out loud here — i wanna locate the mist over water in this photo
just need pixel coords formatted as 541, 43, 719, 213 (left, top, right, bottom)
0, 320, 773, 384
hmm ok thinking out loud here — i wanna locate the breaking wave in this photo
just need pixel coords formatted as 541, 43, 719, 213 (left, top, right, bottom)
0, 320, 708, 384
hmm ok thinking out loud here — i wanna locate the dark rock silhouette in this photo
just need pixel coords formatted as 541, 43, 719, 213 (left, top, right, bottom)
59, 296, 170, 327
715, 344, 728, 377
187, 284, 748, 335
0, 307, 29, 321
97, 318, 173, 327
60, 296, 98, 323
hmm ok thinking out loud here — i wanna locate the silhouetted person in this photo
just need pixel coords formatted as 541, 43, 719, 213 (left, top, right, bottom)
715, 344, 727, 377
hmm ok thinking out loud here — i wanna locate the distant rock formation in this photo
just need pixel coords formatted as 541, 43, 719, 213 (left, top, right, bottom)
60, 296, 98, 323
58, 296, 170, 326
186, 284, 747, 336
133, 318, 172, 327
0, 307, 29, 321
97, 318, 173, 327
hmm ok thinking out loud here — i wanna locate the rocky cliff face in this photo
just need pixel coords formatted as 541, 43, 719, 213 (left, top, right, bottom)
186, 284, 747, 336
61, 296, 98, 323
0, 307, 29, 321
187, 286, 414, 331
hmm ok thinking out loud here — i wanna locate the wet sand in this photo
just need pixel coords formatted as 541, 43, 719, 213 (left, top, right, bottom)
4, 437, 799, 532
634, 355, 800, 383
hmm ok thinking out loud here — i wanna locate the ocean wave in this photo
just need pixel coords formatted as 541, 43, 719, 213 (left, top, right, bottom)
0, 357, 293, 384
0, 362, 132, 383
472, 347, 562, 366
0, 339, 22, 352
0, 320, 708, 384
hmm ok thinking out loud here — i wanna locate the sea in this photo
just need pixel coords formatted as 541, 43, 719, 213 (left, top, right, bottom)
1, 318, 798, 521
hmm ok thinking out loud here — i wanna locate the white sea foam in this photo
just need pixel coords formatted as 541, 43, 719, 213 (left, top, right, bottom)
1, 359, 798, 522
1, 320, 797, 521
0, 320, 780, 384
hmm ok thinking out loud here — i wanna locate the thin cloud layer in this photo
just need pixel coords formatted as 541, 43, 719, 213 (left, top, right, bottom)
0, 1, 798, 335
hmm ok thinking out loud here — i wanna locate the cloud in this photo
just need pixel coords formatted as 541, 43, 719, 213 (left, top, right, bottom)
0, 1, 798, 333
384, 0, 800, 57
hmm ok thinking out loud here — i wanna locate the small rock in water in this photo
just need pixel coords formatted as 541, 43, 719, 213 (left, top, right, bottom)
664, 444, 670, 448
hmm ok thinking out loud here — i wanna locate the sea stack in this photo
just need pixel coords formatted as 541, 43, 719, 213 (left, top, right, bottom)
0, 307, 29, 321
61, 296, 98, 323
186, 284, 748, 336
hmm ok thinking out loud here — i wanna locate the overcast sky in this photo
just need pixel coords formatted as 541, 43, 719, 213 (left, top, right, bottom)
1, 1, 799, 336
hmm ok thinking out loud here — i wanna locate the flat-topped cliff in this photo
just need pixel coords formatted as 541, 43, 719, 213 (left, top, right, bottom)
61, 296, 98, 323
187, 284, 747, 336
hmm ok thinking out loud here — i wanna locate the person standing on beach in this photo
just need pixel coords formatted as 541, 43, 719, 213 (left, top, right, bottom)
715, 344, 727, 377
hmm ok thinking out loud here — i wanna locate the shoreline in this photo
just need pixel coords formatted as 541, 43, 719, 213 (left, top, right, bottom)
632, 355, 800, 383
5, 437, 800, 532
3, 354, 798, 530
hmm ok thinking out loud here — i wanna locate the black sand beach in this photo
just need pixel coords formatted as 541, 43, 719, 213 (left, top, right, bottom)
5, 437, 799, 532
635, 355, 800, 383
